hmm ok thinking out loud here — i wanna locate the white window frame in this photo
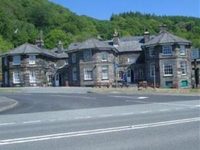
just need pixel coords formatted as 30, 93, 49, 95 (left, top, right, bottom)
163, 64, 173, 76
83, 49, 92, 61
150, 63, 155, 77
101, 65, 109, 80
180, 61, 187, 75
29, 71, 36, 83
101, 52, 108, 62
13, 71, 20, 83
29, 55, 36, 65
13, 55, 21, 65
162, 45, 172, 55
72, 53, 76, 63
149, 47, 155, 57
72, 67, 77, 81
180, 45, 186, 55
84, 68, 93, 81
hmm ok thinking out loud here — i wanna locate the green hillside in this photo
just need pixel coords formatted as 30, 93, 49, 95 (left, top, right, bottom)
0, 0, 200, 52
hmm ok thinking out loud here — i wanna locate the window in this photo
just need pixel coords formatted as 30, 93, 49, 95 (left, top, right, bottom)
138, 69, 143, 79
4, 71, 8, 85
4, 57, 7, 66
181, 80, 188, 87
29, 71, 36, 83
72, 67, 77, 81
162, 45, 172, 55
13, 55, 21, 65
150, 63, 155, 77
84, 68, 93, 80
165, 81, 173, 88
180, 45, 186, 55
149, 47, 155, 57
180, 61, 187, 75
101, 65, 109, 80
72, 53, 76, 63
163, 64, 173, 76
127, 58, 135, 64
83, 49, 92, 61
29, 55, 36, 64
13, 71, 20, 83
101, 52, 108, 61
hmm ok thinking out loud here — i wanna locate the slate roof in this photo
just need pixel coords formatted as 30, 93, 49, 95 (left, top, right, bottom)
67, 38, 114, 52
3, 43, 68, 59
115, 40, 143, 52
143, 31, 191, 47
3, 43, 53, 57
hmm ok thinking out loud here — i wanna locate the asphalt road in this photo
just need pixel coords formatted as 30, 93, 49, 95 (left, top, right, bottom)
0, 93, 199, 114
0, 93, 199, 150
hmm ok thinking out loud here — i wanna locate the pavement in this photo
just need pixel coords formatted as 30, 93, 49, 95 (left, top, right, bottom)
0, 97, 18, 113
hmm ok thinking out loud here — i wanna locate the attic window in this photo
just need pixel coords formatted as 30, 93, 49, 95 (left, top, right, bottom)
162, 45, 172, 55
13, 55, 21, 65
29, 55, 36, 64
180, 45, 186, 55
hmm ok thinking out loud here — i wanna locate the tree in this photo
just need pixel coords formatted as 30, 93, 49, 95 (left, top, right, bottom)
0, 35, 13, 53
45, 29, 72, 49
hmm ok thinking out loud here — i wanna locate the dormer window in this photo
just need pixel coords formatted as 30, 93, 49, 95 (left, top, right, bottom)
13, 55, 21, 65
83, 49, 92, 61
29, 55, 36, 64
180, 45, 186, 55
101, 52, 108, 62
162, 45, 172, 55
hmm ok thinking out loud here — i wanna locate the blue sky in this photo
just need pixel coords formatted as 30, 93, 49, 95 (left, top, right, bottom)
50, 0, 200, 20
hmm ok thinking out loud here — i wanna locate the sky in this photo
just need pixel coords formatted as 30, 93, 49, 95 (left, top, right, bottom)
50, 0, 200, 20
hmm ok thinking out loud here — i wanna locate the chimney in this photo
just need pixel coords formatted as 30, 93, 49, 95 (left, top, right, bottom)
144, 29, 150, 43
57, 40, 63, 53
35, 30, 44, 48
113, 29, 120, 47
159, 24, 167, 33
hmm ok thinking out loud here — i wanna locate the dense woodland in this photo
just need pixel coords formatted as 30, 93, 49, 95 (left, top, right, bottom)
0, 0, 200, 53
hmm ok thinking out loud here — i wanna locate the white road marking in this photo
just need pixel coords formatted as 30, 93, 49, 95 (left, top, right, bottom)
0, 117, 199, 145
137, 97, 148, 99
159, 109, 170, 112
23, 120, 41, 124
110, 95, 136, 99
52, 95, 96, 100
0, 122, 16, 126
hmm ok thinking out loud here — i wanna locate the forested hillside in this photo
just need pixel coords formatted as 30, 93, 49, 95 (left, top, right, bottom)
0, 0, 199, 53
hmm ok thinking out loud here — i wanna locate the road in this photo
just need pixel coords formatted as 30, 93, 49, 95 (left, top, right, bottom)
0, 93, 199, 150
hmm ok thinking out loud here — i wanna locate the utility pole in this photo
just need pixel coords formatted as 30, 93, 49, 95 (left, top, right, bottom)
153, 64, 156, 89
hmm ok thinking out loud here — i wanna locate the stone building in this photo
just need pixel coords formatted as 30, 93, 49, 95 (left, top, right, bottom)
142, 26, 192, 88
109, 32, 145, 84
67, 38, 117, 87
191, 48, 200, 87
1, 42, 68, 87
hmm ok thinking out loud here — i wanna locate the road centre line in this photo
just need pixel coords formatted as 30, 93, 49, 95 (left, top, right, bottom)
0, 117, 199, 146
23, 120, 41, 124
0, 122, 16, 126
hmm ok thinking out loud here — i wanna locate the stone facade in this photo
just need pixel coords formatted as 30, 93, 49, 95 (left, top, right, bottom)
1, 43, 68, 87
142, 27, 192, 88
68, 48, 116, 87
